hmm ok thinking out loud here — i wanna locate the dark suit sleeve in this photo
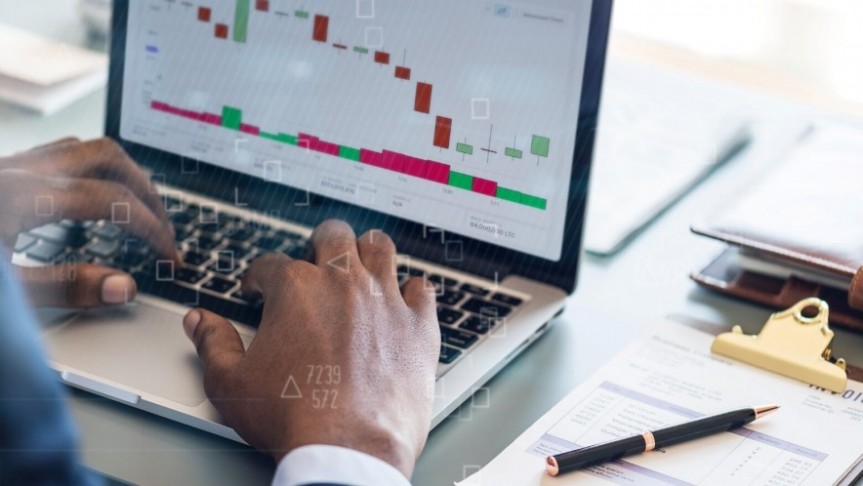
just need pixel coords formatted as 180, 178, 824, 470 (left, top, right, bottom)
0, 256, 96, 485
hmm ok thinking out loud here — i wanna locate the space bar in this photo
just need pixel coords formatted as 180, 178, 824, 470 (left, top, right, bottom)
132, 273, 262, 326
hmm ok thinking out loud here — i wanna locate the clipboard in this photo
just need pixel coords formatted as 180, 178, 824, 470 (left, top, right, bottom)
711, 298, 855, 393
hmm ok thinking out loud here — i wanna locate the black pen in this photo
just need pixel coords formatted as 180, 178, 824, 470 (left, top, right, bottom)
546, 404, 780, 476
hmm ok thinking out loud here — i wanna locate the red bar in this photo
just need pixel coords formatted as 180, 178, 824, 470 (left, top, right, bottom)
381, 151, 409, 173
198, 7, 211, 22
215, 23, 229, 39
360, 149, 383, 167
424, 161, 451, 184
240, 124, 260, 136
434, 116, 452, 149
313, 15, 329, 43
315, 141, 340, 156
395, 66, 411, 80
472, 177, 498, 197
374, 51, 390, 65
151, 101, 168, 111
202, 113, 222, 125
298, 133, 319, 150
415, 82, 432, 114
402, 156, 427, 178
255, 0, 269, 12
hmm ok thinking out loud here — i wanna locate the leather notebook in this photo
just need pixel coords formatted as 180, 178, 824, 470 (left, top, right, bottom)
690, 123, 863, 333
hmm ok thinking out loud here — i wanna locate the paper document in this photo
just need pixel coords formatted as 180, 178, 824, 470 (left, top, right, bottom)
459, 319, 863, 486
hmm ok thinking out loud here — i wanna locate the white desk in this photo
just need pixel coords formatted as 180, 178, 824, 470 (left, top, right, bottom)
2, 2, 862, 485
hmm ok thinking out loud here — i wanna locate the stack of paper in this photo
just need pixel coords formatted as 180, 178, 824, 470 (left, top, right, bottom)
0, 24, 107, 115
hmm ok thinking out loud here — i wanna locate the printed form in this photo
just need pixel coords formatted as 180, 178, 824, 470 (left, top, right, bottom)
459, 319, 863, 486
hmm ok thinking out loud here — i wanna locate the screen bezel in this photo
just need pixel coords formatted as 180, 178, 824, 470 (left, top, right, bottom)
105, 0, 612, 295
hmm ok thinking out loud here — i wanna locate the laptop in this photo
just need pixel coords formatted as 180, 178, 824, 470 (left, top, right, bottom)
15, 0, 612, 442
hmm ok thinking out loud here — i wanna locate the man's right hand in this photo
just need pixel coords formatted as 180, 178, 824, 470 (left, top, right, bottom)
182, 220, 440, 479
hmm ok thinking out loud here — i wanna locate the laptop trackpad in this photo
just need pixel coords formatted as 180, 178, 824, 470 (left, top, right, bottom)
43, 302, 220, 407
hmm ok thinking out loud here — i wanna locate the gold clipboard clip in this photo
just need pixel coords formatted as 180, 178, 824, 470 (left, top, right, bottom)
711, 298, 848, 393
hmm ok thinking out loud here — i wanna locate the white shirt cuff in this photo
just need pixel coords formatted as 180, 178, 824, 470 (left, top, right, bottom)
273, 444, 411, 486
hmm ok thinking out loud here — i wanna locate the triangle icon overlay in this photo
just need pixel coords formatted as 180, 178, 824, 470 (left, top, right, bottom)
281, 375, 303, 399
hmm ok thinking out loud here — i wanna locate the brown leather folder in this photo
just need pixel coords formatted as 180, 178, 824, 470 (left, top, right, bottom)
690, 124, 863, 333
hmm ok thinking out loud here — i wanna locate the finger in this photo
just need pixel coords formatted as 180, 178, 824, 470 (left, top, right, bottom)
16, 264, 137, 308
357, 229, 397, 285
308, 219, 360, 271
184, 308, 245, 383
241, 252, 314, 303
47, 178, 180, 265
24, 137, 82, 153
401, 276, 437, 317
10, 139, 169, 228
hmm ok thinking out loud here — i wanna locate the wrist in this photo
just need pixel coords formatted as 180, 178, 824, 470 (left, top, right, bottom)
277, 423, 417, 479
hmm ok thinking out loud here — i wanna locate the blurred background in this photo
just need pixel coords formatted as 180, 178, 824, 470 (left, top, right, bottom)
1, 0, 862, 115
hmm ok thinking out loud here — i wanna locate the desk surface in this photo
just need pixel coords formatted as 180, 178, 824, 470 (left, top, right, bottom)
2, 3, 863, 485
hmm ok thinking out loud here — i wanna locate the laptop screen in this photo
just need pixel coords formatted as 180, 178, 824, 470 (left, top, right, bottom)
119, 0, 594, 261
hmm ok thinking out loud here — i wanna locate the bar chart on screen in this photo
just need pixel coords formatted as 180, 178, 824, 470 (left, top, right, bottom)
120, 0, 592, 260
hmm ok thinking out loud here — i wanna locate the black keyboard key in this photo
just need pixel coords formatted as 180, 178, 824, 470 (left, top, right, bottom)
14, 234, 37, 253
282, 244, 307, 259
113, 251, 149, 269
225, 226, 257, 243
202, 277, 237, 294
429, 274, 459, 288
439, 346, 462, 364
29, 223, 90, 248
274, 230, 304, 242
174, 226, 194, 242
183, 251, 210, 267
439, 326, 478, 349
59, 253, 95, 265
87, 240, 119, 259
191, 234, 222, 251
209, 258, 239, 275
491, 293, 523, 307
460, 298, 512, 318
255, 236, 283, 251
170, 212, 196, 225
92, 223, 124, 240
460, 283, 490, 297
437, 306, 464, 325
437, 289, 465, 306
224, 244, 253, 260
26, 241, 65, 262
460, 315, 495, 335
175, 268, 207, 285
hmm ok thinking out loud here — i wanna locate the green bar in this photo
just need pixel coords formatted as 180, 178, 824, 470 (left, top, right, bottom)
456, 143, 473, 155
504, 147, 523, 159
448, 171, 473, 191
520, 193, 547, 210
222, 106, 242, 130
496, 187, 522, 203
294, 10, 310, 19
260, 132, 280, 141
277, 133, 298, 145
233, 0, 250, 43
353, 46, 369, 54
531, 135, 550, 157
339, 145, 361, 162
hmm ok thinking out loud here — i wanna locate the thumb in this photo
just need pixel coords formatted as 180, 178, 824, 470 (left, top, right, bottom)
17, 264, 137, 308
183, 308, 245, 381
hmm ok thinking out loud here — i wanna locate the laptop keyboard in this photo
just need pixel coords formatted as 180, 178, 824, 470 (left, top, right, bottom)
12, 196, 526, 368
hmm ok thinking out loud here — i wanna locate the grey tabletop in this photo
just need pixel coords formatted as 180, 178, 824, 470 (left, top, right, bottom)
2, 2, 863, 485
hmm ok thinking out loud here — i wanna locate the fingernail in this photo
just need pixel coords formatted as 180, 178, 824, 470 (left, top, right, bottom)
101, 275, 135, 304
183, 309, 202, 341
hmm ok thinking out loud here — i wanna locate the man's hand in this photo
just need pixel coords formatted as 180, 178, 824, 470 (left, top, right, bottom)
183, 220, 440, 479
0, 138, 181, 308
